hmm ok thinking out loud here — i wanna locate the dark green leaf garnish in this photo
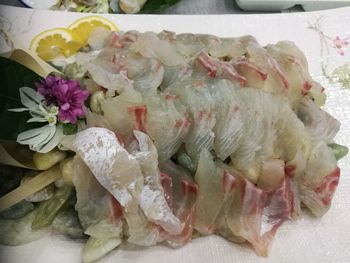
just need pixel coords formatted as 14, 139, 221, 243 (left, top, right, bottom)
140, 0, 182, 13
0, 57, 43, 141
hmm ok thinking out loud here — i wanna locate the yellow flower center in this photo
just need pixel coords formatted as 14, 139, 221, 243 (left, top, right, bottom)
47, 116, 57, 125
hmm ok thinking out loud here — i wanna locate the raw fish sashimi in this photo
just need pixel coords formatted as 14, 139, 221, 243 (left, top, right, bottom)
50, 30, 346, 259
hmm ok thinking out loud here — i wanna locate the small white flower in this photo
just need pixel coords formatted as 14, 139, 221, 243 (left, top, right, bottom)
49, 106, 59, 115
9, 87, 63, 153
46, 114, 57, 126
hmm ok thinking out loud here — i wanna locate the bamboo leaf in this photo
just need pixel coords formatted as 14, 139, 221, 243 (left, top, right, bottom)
0, 57, 44, 141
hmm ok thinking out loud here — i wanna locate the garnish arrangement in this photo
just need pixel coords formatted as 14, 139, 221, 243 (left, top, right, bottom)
52, 0, 182, 14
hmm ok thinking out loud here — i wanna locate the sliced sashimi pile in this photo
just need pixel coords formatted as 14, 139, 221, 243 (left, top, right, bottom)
62, 29, 343, 259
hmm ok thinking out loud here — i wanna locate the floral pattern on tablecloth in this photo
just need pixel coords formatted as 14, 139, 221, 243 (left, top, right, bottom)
308, 17, 350, 89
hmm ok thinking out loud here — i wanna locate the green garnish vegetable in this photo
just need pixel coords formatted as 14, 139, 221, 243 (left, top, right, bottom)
177, 152, 196, 174
52, 208, 86, 239
83, 236, 122, 263
329, 143, 348, 161
31, 186, 73, 230
140, 0, 182, 13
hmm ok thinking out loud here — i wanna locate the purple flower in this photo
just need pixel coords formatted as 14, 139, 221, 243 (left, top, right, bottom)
36, 75, 90, 124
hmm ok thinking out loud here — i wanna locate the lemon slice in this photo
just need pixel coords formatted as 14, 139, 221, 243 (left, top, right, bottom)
68, 16, 119, 45
30, 28, 84, 61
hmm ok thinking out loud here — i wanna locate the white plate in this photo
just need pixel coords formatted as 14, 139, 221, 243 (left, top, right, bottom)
0, 5, 350, 263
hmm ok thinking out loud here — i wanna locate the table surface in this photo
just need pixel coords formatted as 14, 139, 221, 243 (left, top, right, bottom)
0, 0, 305, 14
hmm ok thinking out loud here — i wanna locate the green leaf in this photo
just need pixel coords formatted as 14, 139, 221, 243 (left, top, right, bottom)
52, 208, 86, 239
62, 123, 78, 135
31, 186, 73, 230
140, 0, 182, 13
0, 57, 44, 141
329, 143, 348, 161
83, 236, 122, 263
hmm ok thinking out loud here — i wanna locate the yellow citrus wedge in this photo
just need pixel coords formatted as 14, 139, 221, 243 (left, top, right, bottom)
30, 28, 84, 61
68, 16, 119, 44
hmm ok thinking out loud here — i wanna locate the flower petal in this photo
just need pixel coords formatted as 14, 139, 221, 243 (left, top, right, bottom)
19, 87, 44, 109
36, 75, 90, 124
17, 125, 56, 150
36, 125, 64, 153
30, 110, 47, 118
27, 117, 48, 123
8, 108, 29, 112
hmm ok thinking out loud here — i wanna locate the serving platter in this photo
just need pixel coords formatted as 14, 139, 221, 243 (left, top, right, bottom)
0, 5, 350, 263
